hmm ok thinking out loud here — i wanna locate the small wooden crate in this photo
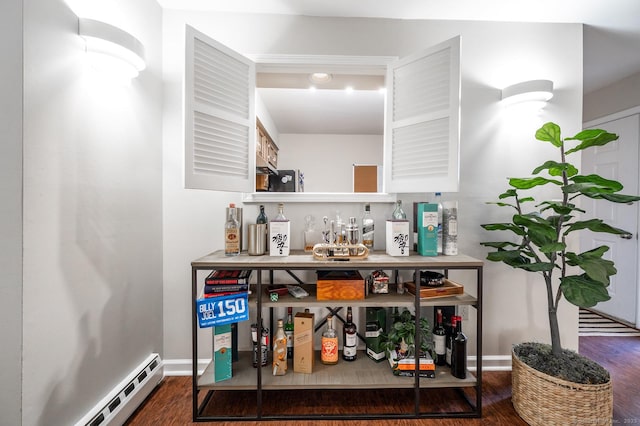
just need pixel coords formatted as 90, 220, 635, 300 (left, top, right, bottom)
405, 279, 464, 299
316, 270, 365, 300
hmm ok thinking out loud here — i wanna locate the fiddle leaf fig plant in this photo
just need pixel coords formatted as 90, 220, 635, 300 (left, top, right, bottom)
481, 122, 640, 357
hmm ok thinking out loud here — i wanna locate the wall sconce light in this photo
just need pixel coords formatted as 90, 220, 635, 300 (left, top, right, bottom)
501, 79, 554, 106
78, 18, 146, 80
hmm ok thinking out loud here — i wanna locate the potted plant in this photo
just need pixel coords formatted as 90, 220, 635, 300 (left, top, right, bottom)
481, 122, 640, 425
381, 308, 433, 361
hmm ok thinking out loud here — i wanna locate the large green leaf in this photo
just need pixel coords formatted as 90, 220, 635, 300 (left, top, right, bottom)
564, 219, 629, 236
498, 189, 518, 199
519, 262, 555, 272
513, 215, 557, 240
560, 275, 611, 307
538, 201, 585, 215
539, 242, 566, 253
481, 223, 526, 236
564, 247, 616, 285
584, 193, 640, 203
532, 160, 578, 177
570, 174, 623, 192
565, 129, 618, 155
535, 122, 562, 147
510, 176, 562, 189
480, 241, 520, 249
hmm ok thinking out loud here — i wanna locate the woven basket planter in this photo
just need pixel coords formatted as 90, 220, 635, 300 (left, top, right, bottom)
511, 350, 613, 425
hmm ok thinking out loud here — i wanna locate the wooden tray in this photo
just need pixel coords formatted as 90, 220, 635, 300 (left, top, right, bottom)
405, 279, 463, 299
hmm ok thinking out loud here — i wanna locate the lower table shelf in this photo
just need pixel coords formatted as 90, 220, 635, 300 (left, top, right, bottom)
198, 350, 477, 391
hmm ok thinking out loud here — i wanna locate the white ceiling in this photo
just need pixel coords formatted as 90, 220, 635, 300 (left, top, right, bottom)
159, 0, 640, 134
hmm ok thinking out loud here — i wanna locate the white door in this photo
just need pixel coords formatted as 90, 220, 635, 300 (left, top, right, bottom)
581, 113, 639, 326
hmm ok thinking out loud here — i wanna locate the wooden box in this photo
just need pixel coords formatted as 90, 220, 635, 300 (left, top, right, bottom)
316, 270, 365, 300
405, 279, 464, 299
294, 311, 315, 373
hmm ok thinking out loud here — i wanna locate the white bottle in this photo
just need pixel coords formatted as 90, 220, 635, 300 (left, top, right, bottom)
434, 192, 443, 254
443, 201, 458, 255
361, 204, 375, 249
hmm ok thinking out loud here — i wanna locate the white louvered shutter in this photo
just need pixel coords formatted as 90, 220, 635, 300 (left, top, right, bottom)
185, 26, 255, 192
385, 36, 460, 193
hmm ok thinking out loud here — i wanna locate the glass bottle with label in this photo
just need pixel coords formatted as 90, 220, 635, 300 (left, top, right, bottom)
272, 319, 287, 375
284, 307, 294, 359
225, 203, 240, 256
342, 307, 358, 361
433, 309, 447, 366
270, 203, 290, 256
392, 200, 407, 219
446, 315, 457, 367
321, 315, 339, 365
361, 204, 375, 249
443, 201, 458, 255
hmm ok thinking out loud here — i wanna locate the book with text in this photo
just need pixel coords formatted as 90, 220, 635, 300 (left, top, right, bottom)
205, 269, 252, 285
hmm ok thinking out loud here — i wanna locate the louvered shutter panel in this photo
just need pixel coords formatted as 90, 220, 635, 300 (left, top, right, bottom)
385, 36, 460, 193
185, 26, 255, 192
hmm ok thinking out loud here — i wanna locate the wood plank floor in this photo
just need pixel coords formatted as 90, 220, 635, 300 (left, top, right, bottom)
125, 336, 640, 425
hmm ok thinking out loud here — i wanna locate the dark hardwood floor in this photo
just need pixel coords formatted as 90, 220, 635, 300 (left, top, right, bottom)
125, 336, 640, 425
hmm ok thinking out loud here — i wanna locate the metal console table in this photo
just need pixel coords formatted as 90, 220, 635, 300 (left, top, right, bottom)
191, 250, 483, 421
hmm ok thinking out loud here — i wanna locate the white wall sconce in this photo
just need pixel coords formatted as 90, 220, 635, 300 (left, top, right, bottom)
78, 18, 146, 80
501, 79, 554, 106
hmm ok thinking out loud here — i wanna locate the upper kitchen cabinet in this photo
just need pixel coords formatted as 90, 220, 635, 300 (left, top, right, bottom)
184, 25, 460, 199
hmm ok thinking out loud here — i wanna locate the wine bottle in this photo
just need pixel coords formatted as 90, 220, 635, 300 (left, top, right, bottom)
342, 307, 357, 361
284, 307, 294, 359
321, 315, 339, 365
225, 203, 240, 256
272, 319, 287, 375
433, 309, 447, 366
451, 315, 467, 379
446, 315, 457, 367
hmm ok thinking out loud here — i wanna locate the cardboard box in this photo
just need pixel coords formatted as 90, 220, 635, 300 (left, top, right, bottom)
293, 311, 315, 373
385, 220, 410, 256
316, 270, 365, 300
365, 307, 387, 362
417, 203, 438, 256
270, 221, 290, 256
213, 324, 232, 382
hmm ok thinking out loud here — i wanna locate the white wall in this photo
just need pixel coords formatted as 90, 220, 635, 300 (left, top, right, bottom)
584, 70, 640, 122
163, 12, 583, 367
0, 0, 23, 424
278, 133, 383, 192
21, 0, 163, 424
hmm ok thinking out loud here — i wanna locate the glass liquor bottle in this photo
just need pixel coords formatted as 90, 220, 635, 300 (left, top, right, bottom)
321, 315, 339, 365
361, 203, 375, 249
392, 199, 407, 219
272, 319, 287, 375
284, 307, 294, 359
342, 307, 357, 361
224, 203, 240, 256
451, 315, 467, 379
433, 309, 447, 366
256, 204, 268, 253
270, 203, 290, 256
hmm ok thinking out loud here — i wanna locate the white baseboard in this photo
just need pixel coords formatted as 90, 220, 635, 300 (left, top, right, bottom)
74, 353, 163, 426
162, 355, 512, 377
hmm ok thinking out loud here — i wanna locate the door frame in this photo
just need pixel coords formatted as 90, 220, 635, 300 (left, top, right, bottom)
584, 105, 640, 328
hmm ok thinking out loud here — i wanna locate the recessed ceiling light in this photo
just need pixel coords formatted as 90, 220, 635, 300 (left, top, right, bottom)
309, 72, 332, 84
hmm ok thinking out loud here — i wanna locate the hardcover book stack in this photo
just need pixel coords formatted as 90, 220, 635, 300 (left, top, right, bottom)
204, 270, 252, 298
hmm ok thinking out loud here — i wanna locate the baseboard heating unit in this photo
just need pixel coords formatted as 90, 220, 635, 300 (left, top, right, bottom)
75, 353, 163, 426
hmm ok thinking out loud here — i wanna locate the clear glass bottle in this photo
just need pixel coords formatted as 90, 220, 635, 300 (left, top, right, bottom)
272, 319, 288, 375
224, 203, 240, 256
321, 315, 339, 365
434, 192, 443, 254
451, 315, 467, 379
361, 204, 375, 249
342, 307, 357, 361
433, 309, 447, 366
275, 203, 287, 221
284, 307, 294, 359
443, 201, 458, 255
392, 200, 407, 220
